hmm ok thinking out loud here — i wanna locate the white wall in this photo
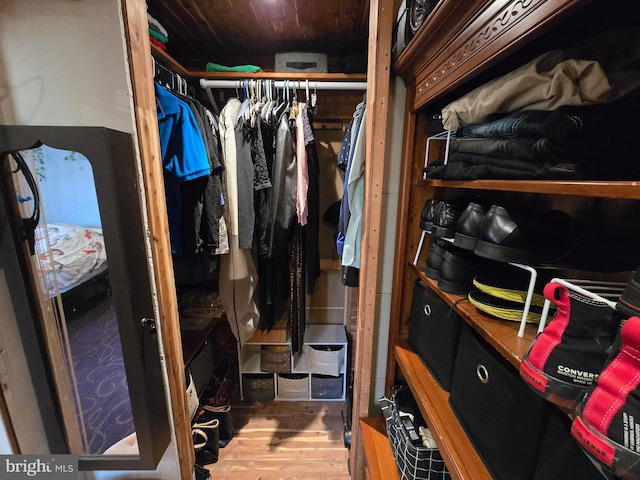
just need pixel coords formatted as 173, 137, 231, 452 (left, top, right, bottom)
33, 146, 102, 228
0, 0, 133, 131
0, 1, 181, 477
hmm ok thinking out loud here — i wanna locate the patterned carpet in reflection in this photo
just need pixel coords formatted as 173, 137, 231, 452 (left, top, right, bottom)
65, 294, 135, 454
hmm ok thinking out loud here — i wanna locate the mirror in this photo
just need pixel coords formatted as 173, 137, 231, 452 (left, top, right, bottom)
17, 144, 138, 456
0, 126, 171, 471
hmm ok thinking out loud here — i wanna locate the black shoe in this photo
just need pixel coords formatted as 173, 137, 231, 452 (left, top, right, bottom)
454, 202, 486, 250
432, 201, 464, 239
474, 206, 578, 265
424, 240, 447, 280
420, 199, 440, 232
437, 250, 484, 294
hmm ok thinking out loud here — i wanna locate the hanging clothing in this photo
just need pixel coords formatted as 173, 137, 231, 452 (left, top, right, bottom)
257, 109, 297, 332
219, 98, 255, 249
290, 223, 305, 354
295, 102, 309, 226
342, 108, 367, 286
155, 82, 210, 255
302, 106, 320, 295
200, 109, 225, 251
337, 101, 366, 255
219, 236, 260, 345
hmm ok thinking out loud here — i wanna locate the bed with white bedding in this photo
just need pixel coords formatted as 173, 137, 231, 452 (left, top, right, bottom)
34, 223, 108, 296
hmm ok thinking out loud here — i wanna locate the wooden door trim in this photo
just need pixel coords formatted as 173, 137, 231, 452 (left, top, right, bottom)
120, 0, 194, 478
350, 0, 395, 478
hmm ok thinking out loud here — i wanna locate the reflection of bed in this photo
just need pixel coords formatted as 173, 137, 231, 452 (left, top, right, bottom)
34, 223, 108, 296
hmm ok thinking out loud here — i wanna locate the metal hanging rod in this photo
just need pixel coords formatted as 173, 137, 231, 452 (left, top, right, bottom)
199, 79, 367, 91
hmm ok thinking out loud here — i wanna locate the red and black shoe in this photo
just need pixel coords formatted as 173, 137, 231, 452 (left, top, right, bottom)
572, 316, 640, 480
520, 282, 619, 410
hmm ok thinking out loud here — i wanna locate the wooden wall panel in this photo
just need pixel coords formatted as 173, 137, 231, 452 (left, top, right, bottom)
350, 0, 394, 478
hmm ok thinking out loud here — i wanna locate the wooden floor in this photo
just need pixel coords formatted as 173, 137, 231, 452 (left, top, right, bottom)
206, 401, 351, 480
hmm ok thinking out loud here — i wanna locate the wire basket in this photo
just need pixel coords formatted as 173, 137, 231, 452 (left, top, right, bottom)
380, 387, 451, 480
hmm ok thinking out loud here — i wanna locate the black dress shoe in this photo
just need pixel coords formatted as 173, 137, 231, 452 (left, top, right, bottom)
424, 239, 447, 279
432, 201, 464, 239
420, 199, 440, 232
437, 250, 484, 294
454, 202, 486, 250
474, 206, 578, 265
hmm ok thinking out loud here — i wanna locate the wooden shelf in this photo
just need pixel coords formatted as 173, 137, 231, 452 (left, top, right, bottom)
388, 2, 639, 480
417, 179, 640, 200
180, 316, 219, 366
359, 417, 400, 480
394, 339, 492, 480
409, 263, 536, 369
151, 43, 366, 83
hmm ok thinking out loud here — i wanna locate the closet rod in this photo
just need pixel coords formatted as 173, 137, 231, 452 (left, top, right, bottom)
199, 79, 367, 91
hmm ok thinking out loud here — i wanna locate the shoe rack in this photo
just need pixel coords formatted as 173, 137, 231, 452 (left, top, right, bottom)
382, 1, 640, 479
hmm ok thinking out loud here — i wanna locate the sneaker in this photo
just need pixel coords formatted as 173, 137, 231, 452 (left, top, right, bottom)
571, 316, 640, 480
520, 282, 620, 410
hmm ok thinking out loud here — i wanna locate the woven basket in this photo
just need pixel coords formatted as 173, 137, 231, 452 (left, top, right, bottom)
311, 374, 344, 399
260, 345, 291, 373
277, 374, 309, 399
305, 345, 344, 377
242, 374, 275, 402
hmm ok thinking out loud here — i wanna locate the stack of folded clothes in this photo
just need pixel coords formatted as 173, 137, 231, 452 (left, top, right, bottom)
148, 11, 169, 51
426, 26, 640, 181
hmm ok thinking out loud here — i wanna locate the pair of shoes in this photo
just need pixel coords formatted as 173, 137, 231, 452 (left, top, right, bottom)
520, 271, 640, 480
464, 204, 640, 271
424, 239, 447, 280
424, 239, 487, 294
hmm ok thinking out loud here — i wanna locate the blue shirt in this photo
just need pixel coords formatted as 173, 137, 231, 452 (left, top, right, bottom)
155, 82, 210, 253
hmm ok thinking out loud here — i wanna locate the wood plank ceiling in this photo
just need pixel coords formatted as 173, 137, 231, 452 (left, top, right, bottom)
147, 0, 371, 71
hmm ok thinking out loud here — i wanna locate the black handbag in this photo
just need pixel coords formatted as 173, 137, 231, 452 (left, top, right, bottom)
192, 417, 219, 465
198, 404, 234, 448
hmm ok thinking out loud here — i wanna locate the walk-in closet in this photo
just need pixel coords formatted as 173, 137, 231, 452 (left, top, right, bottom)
0, 1, 396, 479
13, 1, 639, 480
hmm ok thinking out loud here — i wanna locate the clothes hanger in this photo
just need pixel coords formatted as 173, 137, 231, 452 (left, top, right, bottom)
272, 80, 288, 121
311, 82, 317, 108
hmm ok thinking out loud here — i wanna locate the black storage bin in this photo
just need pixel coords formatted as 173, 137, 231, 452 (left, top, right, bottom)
533, 406, 603, 480
408, 280, 463, 391
449, 323, 549, 480
311, 374, 343, 399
